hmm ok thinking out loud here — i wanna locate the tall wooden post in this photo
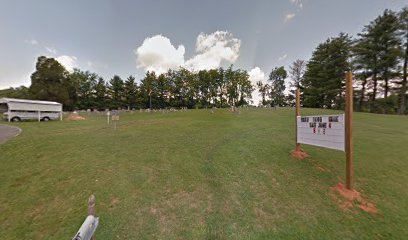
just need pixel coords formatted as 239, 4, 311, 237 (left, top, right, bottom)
345, 71, 353, 190
295, 89, 301, 151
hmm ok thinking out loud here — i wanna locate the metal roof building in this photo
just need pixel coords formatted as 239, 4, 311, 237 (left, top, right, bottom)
0, 98, 63, 122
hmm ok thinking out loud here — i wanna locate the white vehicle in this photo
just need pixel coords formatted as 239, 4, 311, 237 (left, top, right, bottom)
0, 98, 63, 122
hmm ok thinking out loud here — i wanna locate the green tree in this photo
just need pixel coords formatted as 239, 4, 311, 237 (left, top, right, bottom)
140, 71, 156, 109
108, 75, 124, 109
0, 86, 30, 99
124, 75, 138, 109
352, 36, 372, 111
257, 81, 269, 106
236, 69, 253, 106
95, 77, 107, 110
376, 10, 401, 98
198, 70, 211, 107
356, 10, 401, 102
69, 69, 97, 110
29, 56, 73, 110
303, 33, 352, 109
399, 7, 408, 114
288, 59, 306, 106
269, 66, 287, 107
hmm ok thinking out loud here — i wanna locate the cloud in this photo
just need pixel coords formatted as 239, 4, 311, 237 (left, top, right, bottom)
134, 31, 241, 73
184, 31, 241, 70
248, 67, 266, 85
290, 0, 303, 8
45, 47, 57, 55
25, 38, 38, 46
284, 13, 296, 22
25, 37, 58, 56
135, 35, 185, 74
278, 54, 288, 61
56, 55, 78, 72
248, 67, 267, 105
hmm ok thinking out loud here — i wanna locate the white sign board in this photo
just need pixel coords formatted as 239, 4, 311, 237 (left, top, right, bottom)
297, 114, 345, 151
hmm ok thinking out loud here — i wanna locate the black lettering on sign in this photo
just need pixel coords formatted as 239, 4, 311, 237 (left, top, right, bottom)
318, 123, 327, 128
301, 117, 309, 122
329, 116, 339, 122
309, 122, 316, 128
313, 117, 322, 122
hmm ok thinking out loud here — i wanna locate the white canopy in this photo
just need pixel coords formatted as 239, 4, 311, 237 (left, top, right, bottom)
0, 98, 62, 112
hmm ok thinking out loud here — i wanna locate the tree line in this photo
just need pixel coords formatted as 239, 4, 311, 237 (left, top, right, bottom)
10, 56, 253, 110
277, 7, 408, 114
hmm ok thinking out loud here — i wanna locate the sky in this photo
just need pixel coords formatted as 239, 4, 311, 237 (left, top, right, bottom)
0, 0, 407, 103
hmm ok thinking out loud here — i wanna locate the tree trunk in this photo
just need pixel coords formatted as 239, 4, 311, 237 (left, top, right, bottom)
384, 75, 389, 98
372, 70, 377, 102
399, 39, 408, 114
372, 55, 378, 102
359, 78, 367, 111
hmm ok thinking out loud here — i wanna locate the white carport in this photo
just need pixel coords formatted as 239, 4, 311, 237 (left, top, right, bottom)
0, 98, 63, 122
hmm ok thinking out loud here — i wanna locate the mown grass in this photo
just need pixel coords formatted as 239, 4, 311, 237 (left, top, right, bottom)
0, 108, 407, 239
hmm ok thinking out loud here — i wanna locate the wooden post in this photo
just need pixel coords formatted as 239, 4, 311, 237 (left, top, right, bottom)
345, 71, 353, 190
295, 89, 301, 151
38, 111, 41, 122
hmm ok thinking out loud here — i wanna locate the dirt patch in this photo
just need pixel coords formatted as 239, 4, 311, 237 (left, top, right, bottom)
330, 183, 378, 214
290, 149, 309, 159
66, 114, 86, 121
109, 197, 120, 208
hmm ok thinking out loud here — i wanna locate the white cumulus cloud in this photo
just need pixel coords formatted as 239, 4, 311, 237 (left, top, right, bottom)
134, 31, 241, 73
248, 67, 267, 105
135, 35, 185, 74
184, 31, 241, 70
56, 55, 78, 72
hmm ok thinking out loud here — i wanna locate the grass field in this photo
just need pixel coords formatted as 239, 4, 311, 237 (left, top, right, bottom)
0, 108, 407, 239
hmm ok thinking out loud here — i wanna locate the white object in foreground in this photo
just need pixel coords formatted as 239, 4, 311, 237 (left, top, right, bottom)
72, 215, 99, 240
297, 114, 345, 151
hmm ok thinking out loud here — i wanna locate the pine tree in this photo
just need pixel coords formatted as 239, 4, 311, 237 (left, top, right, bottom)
303, 33, 351, 109
124, 75, 138, 109
108, 75, 125, 109
95, 77, 107, 110
399, 7, 408, 114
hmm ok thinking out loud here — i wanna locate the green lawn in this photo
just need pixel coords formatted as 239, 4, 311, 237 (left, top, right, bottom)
0, 108, 407, 239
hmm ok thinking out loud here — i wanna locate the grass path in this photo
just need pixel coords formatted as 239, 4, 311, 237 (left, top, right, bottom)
0, 108, 407, 239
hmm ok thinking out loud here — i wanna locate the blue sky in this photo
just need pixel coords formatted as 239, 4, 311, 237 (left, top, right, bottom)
1, 0, 407, 91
